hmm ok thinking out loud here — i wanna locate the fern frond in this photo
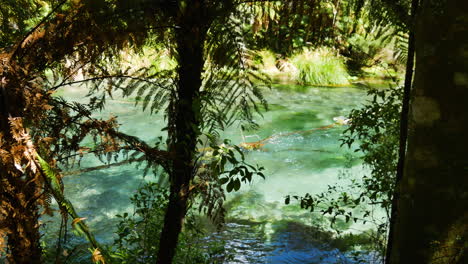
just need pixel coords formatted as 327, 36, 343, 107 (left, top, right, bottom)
393, 32, 409, 65
36, 154, 108, 261
202, 13, 270, 133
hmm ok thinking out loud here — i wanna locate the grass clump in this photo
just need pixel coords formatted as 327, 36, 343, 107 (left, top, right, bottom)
250, 49, 278, 74
290, 47, 351, 86
120, 46, 177, 74
256, 50, 277, 71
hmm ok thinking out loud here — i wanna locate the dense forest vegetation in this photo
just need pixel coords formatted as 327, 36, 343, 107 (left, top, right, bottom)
0, 0, 466, 263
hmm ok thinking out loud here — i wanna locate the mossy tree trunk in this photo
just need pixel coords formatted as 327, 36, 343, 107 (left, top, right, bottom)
388, 0, 468, 263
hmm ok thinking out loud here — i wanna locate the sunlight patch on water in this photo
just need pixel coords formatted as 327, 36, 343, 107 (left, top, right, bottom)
46, 85, 379, 262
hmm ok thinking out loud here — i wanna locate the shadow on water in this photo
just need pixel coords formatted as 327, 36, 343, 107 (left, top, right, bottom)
41, 85, 377, 263
267, 109, 321, 131
207, 217, 376, 264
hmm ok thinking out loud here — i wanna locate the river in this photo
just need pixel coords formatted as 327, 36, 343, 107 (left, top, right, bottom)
44, 84, 382, 263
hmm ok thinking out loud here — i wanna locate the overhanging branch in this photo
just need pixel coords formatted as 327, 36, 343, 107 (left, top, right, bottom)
63, 155, 146, 176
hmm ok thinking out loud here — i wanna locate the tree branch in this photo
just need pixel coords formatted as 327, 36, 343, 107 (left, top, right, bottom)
11, 0, 68, 61
49, 74, 172, 91
63, 155, 146, 176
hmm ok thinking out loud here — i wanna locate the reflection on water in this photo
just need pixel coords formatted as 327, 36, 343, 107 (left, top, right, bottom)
46, 85, 376, 263
208, 222, 355, 264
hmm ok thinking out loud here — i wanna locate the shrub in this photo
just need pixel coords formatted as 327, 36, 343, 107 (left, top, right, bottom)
342, 23, 396, 74
290, 47, 350, 86
253, 50, 278, 72
112, 183, 227, 264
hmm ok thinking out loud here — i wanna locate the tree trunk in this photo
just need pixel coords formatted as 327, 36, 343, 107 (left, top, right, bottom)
2, 175, 42, 264
387, 0, 468, 263
385, 0, 418, 262
0, 72, 42, 263
155, 2, 207, 263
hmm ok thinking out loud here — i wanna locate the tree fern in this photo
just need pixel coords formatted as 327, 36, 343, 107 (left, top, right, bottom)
393, 31, 409, 66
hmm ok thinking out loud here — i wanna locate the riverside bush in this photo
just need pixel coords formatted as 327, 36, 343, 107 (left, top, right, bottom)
112, 183, 227, 264
252, 50, 278, 72
290, 48, 350, 86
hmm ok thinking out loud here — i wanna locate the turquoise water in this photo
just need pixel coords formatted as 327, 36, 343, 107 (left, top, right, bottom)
46, 84, 379, 263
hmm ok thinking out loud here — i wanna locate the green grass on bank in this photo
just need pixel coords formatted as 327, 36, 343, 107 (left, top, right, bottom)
290, 48, 351, 86
49, 45, 402, 97
252, 47, 352, 87
252, 47, 403, 89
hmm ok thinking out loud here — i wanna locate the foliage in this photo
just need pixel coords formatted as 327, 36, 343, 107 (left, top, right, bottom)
342, 87, 401, 211
304, 87, 402, 212
296, 88, 402, 212
342, 22, 396, 73
193, 138, 265, 225
288, 86, 402, 260
2, 0, 275, 261
112, 182, 228, 264
0, 0, 50, 49
290, 47, 350, 86
120, 46, 177, 74
341, 0, 412, 30
250, 50, 278, 73
203, 139, 265, 192
0, 0, 165, 261
242, 0, 337, 55
330, 0, 411, 76
37, 154, 109, 261
0, 0, 414, 262
106, 2, 275, 261
241, 0, 412, 57
392, 31, 409, 66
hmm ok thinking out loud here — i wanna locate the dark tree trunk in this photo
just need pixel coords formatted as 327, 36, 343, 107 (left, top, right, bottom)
385, 0, 418, 262
387, 0, 468, 263
2, 176, 42, 264
155, 2, 207, 263
0, 77, 42, 263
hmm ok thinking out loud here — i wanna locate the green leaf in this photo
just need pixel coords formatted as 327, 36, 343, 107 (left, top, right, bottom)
226, 180, 234, 192
233, 178, 241, 191
219, 177, 229, 185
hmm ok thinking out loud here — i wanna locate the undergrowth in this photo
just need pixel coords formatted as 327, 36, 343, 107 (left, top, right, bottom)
111, 182, 230, 264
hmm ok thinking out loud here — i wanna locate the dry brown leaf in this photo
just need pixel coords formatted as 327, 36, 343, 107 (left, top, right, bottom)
43, 104, 54, 111
21, 30, 45, 48
91, 248, 105, 264
71, 217, 87, 227
42, 137, 54, 143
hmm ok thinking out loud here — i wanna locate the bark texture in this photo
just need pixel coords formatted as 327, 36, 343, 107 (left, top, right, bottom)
388, 0, 468, 263
155, 1, 207, 263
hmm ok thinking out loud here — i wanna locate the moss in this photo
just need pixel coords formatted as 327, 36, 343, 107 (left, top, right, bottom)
430, 213, 468, 263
